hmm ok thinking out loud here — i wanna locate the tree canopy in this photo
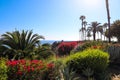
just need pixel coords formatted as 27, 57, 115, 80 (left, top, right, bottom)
110, 20, 120, 42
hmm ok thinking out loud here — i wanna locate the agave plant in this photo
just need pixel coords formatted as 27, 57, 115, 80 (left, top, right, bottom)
0, 30, 44, 59
61, 65, 80, 80
82, 67, 94, 80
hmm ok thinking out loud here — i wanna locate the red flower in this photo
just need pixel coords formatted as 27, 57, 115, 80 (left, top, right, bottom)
27, 66, 31, 72
47, 63, 54, 69
17, 70, 22, 75
31, 60, 39, 64
93, 46, 97, 49
6, 60, 18, 66
18, 59, 26, 65
31, 67, 34, 71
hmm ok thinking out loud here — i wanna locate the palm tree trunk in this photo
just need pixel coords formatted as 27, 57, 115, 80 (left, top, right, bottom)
106, 0, 111, 43
93, 32, 96, 41
101, 33, 102, 40
93, 27, 96, 41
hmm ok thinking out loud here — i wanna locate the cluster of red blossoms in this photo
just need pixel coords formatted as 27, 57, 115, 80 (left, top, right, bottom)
6, 59, 54, 76
58, 41, 79, 50
57, 41, 79, 55
91, 45, 103, 49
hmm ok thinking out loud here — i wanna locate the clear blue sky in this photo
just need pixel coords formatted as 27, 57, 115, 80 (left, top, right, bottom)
0, 0, 120, 40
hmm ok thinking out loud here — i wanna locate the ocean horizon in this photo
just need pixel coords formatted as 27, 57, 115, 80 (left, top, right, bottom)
40, 40, 60, 44
40, 40, 79, 44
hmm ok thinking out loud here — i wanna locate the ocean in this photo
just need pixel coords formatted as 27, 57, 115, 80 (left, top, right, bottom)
40, 40, 60, 44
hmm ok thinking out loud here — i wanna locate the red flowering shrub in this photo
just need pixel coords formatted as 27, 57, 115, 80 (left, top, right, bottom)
6, 59, 54, 80
57, 41, 78, 56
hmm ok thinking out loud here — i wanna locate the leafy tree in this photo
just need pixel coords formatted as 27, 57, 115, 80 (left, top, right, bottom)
0, 30, 44, 59
110, 20, 120, 42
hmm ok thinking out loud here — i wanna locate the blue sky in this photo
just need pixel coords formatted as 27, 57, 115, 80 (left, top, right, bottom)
0, 0, 120, 40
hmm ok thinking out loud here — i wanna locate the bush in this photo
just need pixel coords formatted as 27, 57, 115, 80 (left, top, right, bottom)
57, 41, 78, 56
6, 59, 54, 80
66, 49, 109, 74
0, 58, 8, 80
35, 46, 55, 60
71, 41, 108, 53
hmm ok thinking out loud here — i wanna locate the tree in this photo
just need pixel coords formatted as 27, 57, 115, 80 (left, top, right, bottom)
0, 30, 44, 59
91, 22, 100, 41
80, 15, 86, 40
110, 20, 120, 43
83, 21, 87, 40
97, 25, 103, 40
105, 0, 111, 43
86, 27, 92, 40
103, 23, 108, 41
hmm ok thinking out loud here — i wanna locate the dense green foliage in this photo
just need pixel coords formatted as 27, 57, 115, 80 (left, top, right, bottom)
0, 58, 8, 80
34, 44, 55, 59
0, 30, 44, 59
71, 41, 104, 53
110, 20, 120, 42
66, 49, 109, 74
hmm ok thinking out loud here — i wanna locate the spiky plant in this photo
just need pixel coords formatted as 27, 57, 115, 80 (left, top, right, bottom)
0, 30, 44, 59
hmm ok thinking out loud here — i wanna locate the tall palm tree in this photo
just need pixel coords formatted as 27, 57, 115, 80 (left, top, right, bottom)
0, 30, 44, 59
103, 23, 108, 41
97, 25, 103, 40
91, 22, 100, 41
83, 21, 87, 40
80, 15, 86, 40
105, 0, 111, 43
86, 27, 92, 40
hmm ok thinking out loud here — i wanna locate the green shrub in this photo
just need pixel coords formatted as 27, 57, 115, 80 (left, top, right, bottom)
66, 49, 109, 74
0, 58, 8, 80
35, 46, 55, 60
71, 41, 104, 53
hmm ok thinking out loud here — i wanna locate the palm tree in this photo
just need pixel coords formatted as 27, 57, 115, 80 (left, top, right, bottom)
86, 27, 92, 40
105, 0, 111, 43
83, 21, 87, 40
0, 30, 45, 59
97, 25, 103, 40
80, 15, 86, 40
103, 23, 108, 41
91, 22, 101, 41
